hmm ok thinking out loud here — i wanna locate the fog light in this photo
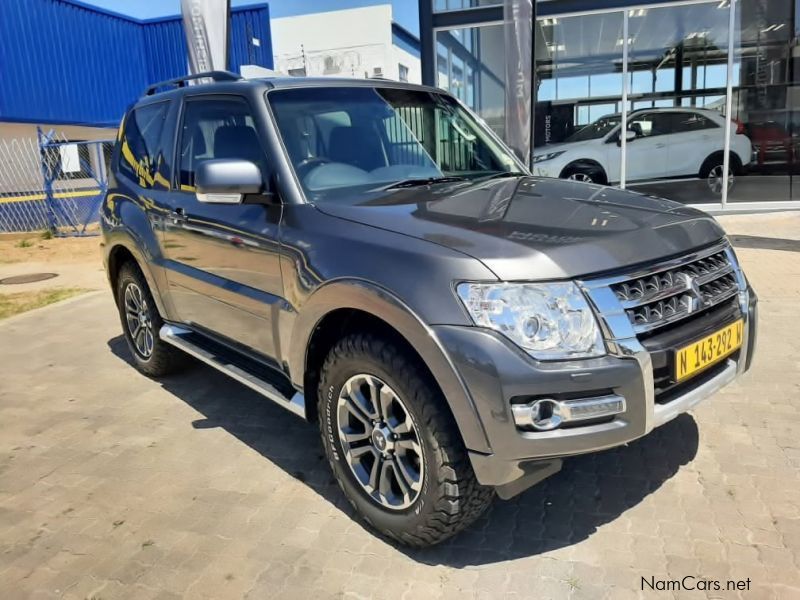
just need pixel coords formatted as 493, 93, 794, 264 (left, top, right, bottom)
512, 394, 626, 431
530, 399, 562, 431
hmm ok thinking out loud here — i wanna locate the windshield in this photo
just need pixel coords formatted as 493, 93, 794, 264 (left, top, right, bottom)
564, 115, 621, 143
267, 86, 523, 202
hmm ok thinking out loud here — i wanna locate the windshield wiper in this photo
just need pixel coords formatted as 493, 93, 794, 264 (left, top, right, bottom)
474, 171, 523, 182
380, 176, 466, 190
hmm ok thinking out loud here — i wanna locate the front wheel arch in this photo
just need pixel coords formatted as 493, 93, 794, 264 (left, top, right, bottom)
289, 280, 492, 454
560, 160, 608, 184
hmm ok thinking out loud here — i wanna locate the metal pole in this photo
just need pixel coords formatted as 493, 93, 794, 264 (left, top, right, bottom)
419, 0, 436, 86
529, 0, 537, 171
620, 10, 629, 189
36, 127, 57, 235
721, 0, 736, 209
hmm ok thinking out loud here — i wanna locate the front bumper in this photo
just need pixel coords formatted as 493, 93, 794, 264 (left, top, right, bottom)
434, 284, 757, 498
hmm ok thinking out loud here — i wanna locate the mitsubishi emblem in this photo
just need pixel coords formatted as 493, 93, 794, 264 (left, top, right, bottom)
678, 272, 704, 313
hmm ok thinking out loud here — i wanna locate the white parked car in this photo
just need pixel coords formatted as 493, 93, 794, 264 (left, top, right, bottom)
533, 108, 752, 194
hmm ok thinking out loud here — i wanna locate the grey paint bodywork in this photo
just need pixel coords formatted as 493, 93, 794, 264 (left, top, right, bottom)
101, 76, 757, 495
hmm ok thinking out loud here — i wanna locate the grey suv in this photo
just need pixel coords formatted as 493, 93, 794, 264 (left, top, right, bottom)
101, 71, 757, 547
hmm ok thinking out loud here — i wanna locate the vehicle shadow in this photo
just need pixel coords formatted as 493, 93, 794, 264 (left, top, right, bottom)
729, 234, 800, 253
108, 335, 699, 567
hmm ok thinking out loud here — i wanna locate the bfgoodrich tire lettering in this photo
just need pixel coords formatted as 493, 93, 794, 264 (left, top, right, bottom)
318, 332, 494, 547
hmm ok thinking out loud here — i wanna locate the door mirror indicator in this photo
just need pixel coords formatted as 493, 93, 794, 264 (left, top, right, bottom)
195, 159, 263, 204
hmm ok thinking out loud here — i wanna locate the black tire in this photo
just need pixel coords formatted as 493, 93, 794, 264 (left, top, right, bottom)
699, 153, 740, 195
699, 152, 743, 177
561, 163, 606, 184
318, 333, 494, 547
115, 261, 187, 377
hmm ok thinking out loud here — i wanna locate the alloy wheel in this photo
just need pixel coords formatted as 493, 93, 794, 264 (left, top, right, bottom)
336, 374, 424, 510
707, 164, 734, 195
123, 282, 154, 358
567, 172, 594, 183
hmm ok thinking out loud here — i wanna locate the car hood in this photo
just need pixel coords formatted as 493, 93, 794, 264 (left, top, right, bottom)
314, 176, 725, 281
533, 140, 593, 155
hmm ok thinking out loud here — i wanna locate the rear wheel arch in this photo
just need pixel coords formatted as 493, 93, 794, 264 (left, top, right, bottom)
699, 150, 743, 177
108, 244, 137, 296
105, 239, 170, 319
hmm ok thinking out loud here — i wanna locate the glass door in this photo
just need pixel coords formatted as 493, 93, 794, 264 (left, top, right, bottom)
436, 24, 507, 139
533, 12, 625, 185
623, 1, 732, 205
728, 0, 795, 204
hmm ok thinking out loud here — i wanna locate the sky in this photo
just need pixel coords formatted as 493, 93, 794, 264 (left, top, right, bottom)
77, 0, 420, 34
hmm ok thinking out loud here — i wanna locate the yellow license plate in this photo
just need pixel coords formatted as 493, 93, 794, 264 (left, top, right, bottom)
675, 319, 744, 382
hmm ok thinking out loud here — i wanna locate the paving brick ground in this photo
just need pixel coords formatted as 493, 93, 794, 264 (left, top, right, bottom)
1, 213, 799, 599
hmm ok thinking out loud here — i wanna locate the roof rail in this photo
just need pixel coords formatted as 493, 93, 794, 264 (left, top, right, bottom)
143, 71, 242, 96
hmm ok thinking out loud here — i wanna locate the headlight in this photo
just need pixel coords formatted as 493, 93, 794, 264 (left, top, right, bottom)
532, 150, 565, 164
456, 282, 605, 360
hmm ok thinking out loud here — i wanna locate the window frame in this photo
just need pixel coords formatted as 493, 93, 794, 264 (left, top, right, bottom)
172, 93, 268, 192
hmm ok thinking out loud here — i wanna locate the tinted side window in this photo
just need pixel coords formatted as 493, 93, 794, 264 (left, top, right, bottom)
178, 97, 266, 190
649, 113, 675, 136
672, 113, 719, 133
118, 102, 170, 189
628, 113, 654, 137
629, 113, 673, 137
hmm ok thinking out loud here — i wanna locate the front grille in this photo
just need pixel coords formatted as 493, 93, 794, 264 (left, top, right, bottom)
610, 249, 738, 335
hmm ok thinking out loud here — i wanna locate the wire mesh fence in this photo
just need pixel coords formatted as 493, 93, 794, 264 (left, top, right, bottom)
0, 129, 112, 235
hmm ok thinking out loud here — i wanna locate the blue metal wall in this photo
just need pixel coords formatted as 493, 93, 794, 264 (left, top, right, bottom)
0, 0, 273, 127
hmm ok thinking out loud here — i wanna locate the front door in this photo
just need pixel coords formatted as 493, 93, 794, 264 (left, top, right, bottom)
162, 95, 284, 360
625, 112, 675, 182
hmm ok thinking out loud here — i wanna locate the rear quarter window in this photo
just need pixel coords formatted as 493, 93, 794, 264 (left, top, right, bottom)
118, 102, 171, 189
673, 113, 720, 132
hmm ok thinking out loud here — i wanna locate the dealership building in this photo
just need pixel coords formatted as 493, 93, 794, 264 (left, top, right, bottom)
420, 0, 800, 208
1, 0, 797, 215
0, 0, 420, 232
0, 0, 274, 139
0, 0, 419, 140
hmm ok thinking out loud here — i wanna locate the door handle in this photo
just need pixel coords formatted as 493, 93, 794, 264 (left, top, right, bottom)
170, 207, 187, 223
654, 143, 666, 149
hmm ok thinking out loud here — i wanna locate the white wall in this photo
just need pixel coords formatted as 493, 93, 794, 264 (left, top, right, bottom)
0, 123, 114, 143
391, 45, 421, 84
272, 5, 417, 81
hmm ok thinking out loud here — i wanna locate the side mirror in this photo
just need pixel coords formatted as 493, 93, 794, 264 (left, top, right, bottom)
195, 159, 263, 204
615, 129, 638, 146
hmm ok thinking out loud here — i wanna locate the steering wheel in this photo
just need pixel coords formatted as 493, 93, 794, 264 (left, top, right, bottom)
295, 157, 332, 178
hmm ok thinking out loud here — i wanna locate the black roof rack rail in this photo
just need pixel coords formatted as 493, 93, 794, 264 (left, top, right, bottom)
143, 71, 242, 96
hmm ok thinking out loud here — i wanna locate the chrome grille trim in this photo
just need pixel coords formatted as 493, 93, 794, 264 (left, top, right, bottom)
579, 241, 742, 338
617, 262, 734, 309
580, 242, 731, 290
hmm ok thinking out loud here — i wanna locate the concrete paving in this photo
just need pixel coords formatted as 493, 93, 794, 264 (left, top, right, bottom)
0, 261, 106, 293
1, 214, 799, 599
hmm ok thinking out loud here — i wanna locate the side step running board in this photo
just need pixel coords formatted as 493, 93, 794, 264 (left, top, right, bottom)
159, 324, 306, 419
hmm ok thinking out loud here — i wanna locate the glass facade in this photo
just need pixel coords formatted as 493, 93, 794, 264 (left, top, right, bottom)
436, 25, 507, 138
427, 0, 800, 208
434, 0, 502, 11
